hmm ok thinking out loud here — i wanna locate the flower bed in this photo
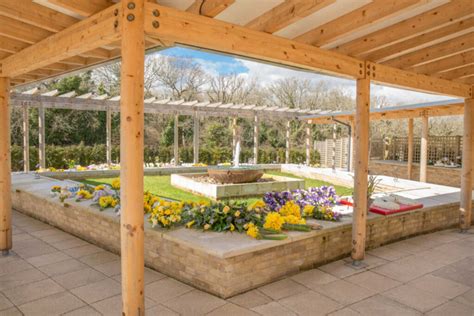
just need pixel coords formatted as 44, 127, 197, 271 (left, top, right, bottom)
50, 179, 343, 241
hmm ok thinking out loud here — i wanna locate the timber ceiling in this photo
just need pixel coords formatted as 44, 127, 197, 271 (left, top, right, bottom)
0, 0, 472, 88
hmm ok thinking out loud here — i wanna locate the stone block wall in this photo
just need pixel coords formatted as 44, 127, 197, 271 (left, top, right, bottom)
369, 160, 461, 187
11, 187, 468, 298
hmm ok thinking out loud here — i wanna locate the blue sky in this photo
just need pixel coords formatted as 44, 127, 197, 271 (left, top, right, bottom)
157, 47, 456, 106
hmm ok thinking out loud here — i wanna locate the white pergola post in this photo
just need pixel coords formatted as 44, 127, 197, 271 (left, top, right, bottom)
285, 120, 290, 164
22, 104, 30, 172
332, 124, 336, 169
119, 0, 145, 313
352, 77, 370, 262
253, 114, 259, 164
174, 113, 179, 166
106, 106, 112, 165
306, 123, 311, 166
407, 118, 414, 180
38, 103, 46, 169
460, 98, 473, 231
193, 113, 200, 164
232, 117, 237, 156
0, 77, 12, 254
420, 115, 429, 182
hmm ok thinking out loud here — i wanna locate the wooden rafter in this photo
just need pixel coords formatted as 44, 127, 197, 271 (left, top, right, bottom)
144, 3, 471, 98
383, 33, 474, 69
245, 0, 335, 34
294, 0, 422, 47
437, 65, 474, 80
364, 17, 474, 62
333, 0, 471, 57
411, 50, 474, 75
0, 36, 29, 54
458, 76, 474, 85
186, 0, 235, 18
0, 4, 121, 77
46, 0, 114, 17
0, 16, 52, 44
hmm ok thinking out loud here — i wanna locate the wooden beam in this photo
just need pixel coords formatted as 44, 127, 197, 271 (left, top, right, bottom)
364, 17, 474, 62
144, 3, 471, 97
38, 104, 46, 169
174, 114, 179, 166
193, 113, 200, 164
0, 77, 11, 253
285, 120, 290, 164
334, 0, 471, 57
295, 0, 421, 47
411, 50, 474, 75
349, 120, 355, 172
22, 105, 29, 173
186, 0, 235, 18
407, 118, 414, 180
369, 63, 472, 98
437, 65, 474, 80
0, 0, 78, 33
419, 115, 429, 183
145, 3, 364, 79
0, 4, 121, 77
352, 77, 370, 262
246, 0, 335, 34
47, 0, 114, 17
383, 33, 474, 69
254, 114, 259, 164
460, 98, 473, 231
106, 106, 112, 165
119, 0, 145, 314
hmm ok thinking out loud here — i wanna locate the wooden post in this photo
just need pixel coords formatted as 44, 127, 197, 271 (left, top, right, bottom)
253, 115, 259, 164
350, 120, 355, 172
106, 106, 112, 165
22, 104, 30, 172
460, 98, 473, 231
232, 117, 237, 156
193, 113, 199, 164
285, 120, 290, 164
306, 123, 311, 166
352, 77, 370, 262
420, 115, 429, 182
332, 124, 336, 169
38, 103, 46, 169
174, 113, 179, 166
407, 118, 414, 180
0, 77, 12, 254
119, 0, 145, 314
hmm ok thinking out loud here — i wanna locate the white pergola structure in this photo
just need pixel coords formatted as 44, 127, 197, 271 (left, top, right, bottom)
0, 1, 472, 314
10, 88, 316, 169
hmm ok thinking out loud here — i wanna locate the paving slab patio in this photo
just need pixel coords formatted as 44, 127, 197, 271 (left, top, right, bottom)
1, 210, 473, 315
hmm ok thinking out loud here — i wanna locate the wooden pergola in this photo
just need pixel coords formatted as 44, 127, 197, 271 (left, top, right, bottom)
0, 1, 473, 314
303, 99, 465, 178
11, 88, 319, 168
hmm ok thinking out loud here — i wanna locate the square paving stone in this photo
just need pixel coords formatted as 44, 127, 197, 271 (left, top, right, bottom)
279, 290, 341, 316
163, 290, 226, 315
1, 307, 23, 315
319, 259, 366, 278
63, 306, 102, 316
454, 289, 474, 308
3, 278, 64, 305
93, 260, 121, 276
408, 274, 470, 299
259, 278, 308, 300
51, 238, 89, 250
0, 258, 34, 276
315, 279, 376, 305
71, 278, 121, 304
17, 292, 85, 316
345, 271, 401, 293
383, 284, 448, 313
290, 269, 338, 291
0, 292, 13, 311
350, 295, 421, 316
63, 245, 104, 258
146, 304, 180, 316
79, 251, 119, 266
208, 303, 259, 316
38, 258, 87, 277
251, 301, 297, 316
425, 301, 473, 316
91, 294, 156, 315
0, 268, 47, 291
144, 277, 193, 304
228, 289, 272, 309
26, 251, 71, 267
373, 255, 442, 282
14, 242, 57, 259
52, 267, 108, 290
328, 307, 361, 316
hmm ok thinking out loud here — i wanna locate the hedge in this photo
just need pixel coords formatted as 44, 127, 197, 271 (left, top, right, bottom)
11, 144, 320, 171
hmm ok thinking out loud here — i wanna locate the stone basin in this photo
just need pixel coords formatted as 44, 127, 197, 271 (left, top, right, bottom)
207, 166, 263, 184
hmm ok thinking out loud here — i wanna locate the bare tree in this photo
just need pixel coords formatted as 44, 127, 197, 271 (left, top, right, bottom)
207, 73, 262, 104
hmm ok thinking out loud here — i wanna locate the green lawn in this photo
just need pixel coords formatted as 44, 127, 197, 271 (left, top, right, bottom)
83, 171, 352, 203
